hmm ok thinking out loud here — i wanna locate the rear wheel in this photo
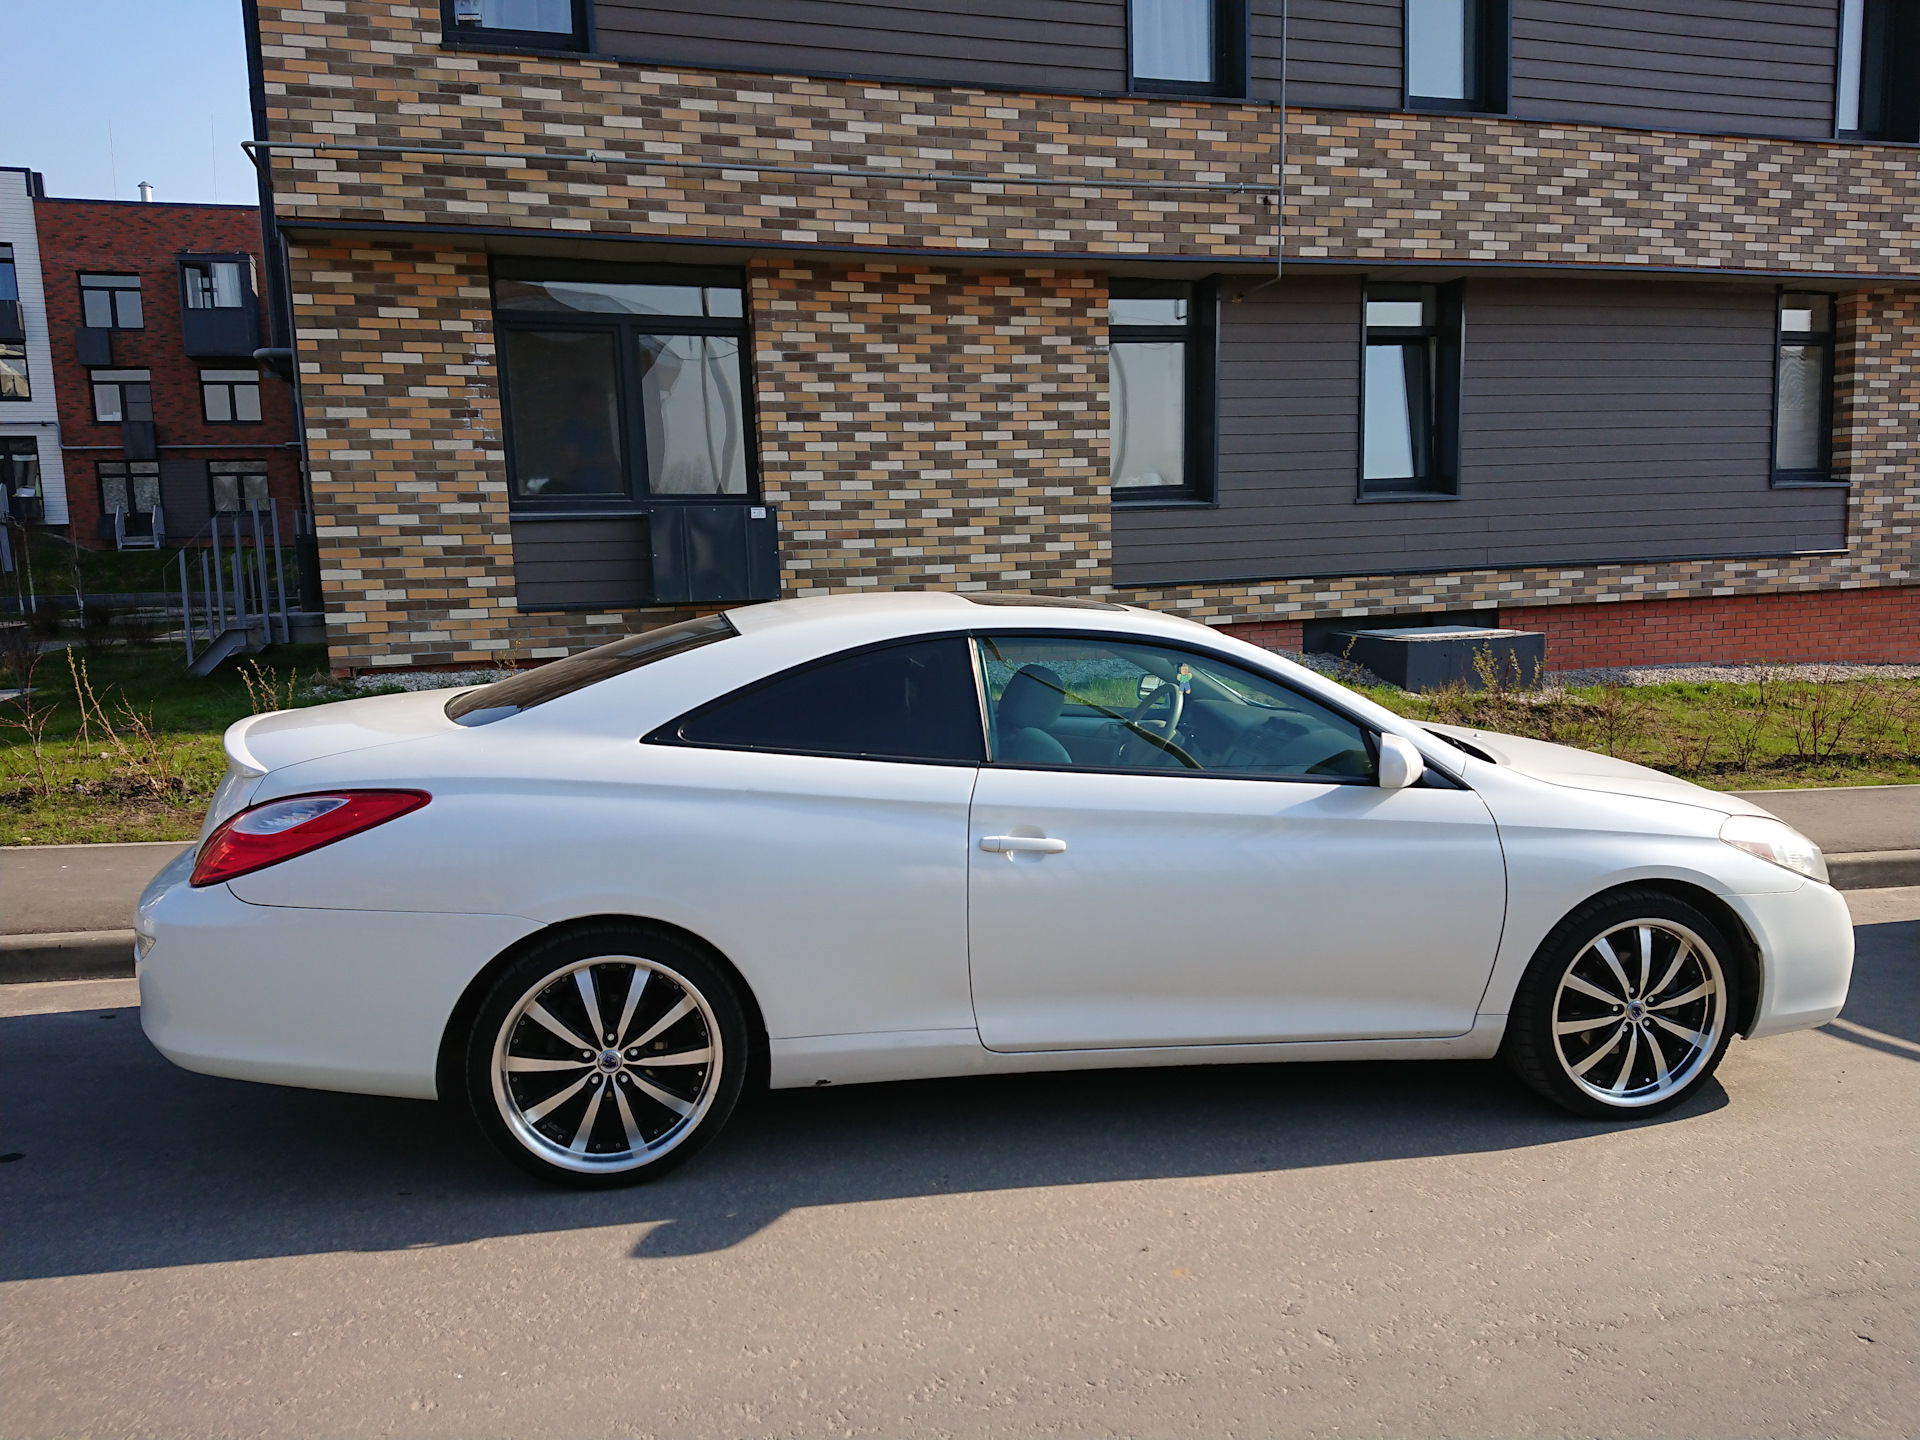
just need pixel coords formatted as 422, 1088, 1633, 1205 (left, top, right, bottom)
1502, 890, 1739, 1119
462, 925, 749, 1188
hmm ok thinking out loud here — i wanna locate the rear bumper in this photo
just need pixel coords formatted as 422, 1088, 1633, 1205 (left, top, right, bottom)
137, 878, 540, 1100
1735, 881, 1855, 1040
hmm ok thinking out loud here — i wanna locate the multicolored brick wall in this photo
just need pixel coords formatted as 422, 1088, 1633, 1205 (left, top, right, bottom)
33, 199, 300, 548
753, 261, 1108, 597
254, 3, 1919, 275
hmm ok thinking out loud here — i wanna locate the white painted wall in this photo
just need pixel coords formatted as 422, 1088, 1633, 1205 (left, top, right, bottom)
0, 167, 68, 525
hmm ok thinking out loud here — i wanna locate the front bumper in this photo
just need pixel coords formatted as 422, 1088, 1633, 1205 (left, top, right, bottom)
137, 872, 541, 1100
1734, 880, 1855, 1040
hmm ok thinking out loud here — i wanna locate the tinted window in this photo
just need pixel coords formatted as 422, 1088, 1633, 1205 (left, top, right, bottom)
978, 634, 1375, 780
445, 613, 736, 724
663, 638, 985, 764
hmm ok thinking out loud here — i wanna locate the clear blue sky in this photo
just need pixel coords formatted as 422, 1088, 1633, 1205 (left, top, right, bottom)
1, 1, 256, 205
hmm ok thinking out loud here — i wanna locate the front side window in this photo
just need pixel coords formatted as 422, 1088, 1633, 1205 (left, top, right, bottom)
444, 0, 585, 49
201, 368, 264, 424
494, 263, 753, 508
978, 634, 1376, 780
0, 343, 26, 401
182, 260, 249, 311
91, 369, 152, 424
1774, 293, 1837, 484
1405, 0, 1508, 113
79, 273, 143, 329
210, 462, 270, 513
658, 637, 986, 765
1110, 279, 1215, 504
1361, 283, 1462, 498
99, 460, 161, 515
1129, 0, 1245, 96
1836, 0, 1920, 141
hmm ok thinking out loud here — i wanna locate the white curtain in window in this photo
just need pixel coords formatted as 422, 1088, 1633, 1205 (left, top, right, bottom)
638, 335, 749, 495
1363, 345, 1417, 480
1130, 0, 1213, 83
474, 0, 574, 32
1111, 341, 1186, 489
1775, 346, 1824, 471
1407, 0, 1471, 99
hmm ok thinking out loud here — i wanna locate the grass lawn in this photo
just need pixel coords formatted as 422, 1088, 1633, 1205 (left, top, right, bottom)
11, 533, 196, 600
0, 640, 1913, 846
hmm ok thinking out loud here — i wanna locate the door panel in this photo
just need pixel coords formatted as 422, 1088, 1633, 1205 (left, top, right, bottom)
967, 767, 1507, 1051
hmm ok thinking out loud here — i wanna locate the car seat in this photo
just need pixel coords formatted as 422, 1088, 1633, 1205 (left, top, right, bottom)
995, 665, 1073, 765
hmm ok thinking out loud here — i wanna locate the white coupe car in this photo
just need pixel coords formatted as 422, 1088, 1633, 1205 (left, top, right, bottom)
137, 593, 1853, 1187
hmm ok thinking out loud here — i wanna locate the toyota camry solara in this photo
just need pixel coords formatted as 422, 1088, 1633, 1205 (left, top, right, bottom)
136, 592, 1853, 1187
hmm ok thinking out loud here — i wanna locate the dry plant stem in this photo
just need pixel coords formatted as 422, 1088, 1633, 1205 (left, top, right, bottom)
0, 650, 59, 798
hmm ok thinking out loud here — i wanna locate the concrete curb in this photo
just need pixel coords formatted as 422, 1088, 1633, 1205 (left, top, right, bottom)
1827, 851, 1920, 891
0, 930, 137, 984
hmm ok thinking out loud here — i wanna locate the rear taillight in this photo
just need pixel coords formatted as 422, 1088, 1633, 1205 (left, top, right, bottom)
191, 790, 430, 887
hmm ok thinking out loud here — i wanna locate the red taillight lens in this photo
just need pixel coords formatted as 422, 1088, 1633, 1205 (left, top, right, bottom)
191, 790, 430, 887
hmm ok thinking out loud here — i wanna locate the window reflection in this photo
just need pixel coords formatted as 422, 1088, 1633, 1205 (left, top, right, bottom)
502, 329, 625, 498
1111, 342, 1186, 490
1130, 0, 1214, 83
638, 335, 748, 496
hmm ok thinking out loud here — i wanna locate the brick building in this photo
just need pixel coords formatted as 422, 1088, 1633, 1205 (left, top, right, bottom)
243, 0, 1918, 673
1, 176, 302, 554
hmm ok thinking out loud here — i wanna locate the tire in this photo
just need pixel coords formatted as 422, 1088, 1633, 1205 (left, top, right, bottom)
461, 923, 751, 1189
1501, 888, 1741, 1120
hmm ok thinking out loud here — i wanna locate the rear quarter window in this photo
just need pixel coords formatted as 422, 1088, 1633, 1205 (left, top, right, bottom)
445, 613, 737, 724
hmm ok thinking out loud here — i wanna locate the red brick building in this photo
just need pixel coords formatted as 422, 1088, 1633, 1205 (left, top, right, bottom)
32, 197, 300, 550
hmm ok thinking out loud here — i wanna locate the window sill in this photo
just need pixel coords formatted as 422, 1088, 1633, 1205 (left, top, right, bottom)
438, 33, 591, 59
1355, 489, 1460, 503
1771, 476, 1851, 489
1405, 98, 1507, 118
1112, 494, 1218, 510
1126, 82, 1250, 102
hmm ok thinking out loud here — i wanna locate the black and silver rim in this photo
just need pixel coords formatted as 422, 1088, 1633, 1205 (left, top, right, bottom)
491, 956, 722, 1174
1552, 918, 1726, 1108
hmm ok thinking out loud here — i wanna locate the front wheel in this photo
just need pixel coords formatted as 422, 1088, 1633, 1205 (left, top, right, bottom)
461, 925, 750, 1188
1502, 889, 1740, 1119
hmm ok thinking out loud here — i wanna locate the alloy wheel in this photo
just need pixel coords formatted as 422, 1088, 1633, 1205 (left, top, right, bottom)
489, 955, 723, 1175
1551, 918, 1726, 1108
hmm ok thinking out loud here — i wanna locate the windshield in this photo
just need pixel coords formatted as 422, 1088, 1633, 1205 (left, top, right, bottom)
444, 613, 738, 723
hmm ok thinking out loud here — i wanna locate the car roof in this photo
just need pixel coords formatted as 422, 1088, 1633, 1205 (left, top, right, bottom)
724, 590, 1209, 638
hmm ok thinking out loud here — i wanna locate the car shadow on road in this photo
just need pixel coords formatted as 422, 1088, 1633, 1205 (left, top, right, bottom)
7, 919, 1903, 1282
0, 1016, 1730, 1282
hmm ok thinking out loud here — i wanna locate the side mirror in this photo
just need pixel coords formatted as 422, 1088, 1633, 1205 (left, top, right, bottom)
1376, 733, 1425, 791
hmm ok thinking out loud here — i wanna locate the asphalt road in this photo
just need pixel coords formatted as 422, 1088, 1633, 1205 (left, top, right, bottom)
1, 891, 1915, 1438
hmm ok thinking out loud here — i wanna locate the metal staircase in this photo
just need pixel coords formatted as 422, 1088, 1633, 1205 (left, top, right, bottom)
180, 503, 294, 675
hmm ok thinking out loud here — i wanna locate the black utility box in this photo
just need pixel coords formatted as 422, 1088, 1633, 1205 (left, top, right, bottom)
1325, 625, 1546, 692
648, 503, 781, 605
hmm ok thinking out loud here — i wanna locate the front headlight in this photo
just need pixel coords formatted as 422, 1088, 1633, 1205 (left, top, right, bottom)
1720, 814, 1829, 884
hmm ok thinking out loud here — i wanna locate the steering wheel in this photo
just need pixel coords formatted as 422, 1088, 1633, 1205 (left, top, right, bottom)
1116, 682, 1186, 766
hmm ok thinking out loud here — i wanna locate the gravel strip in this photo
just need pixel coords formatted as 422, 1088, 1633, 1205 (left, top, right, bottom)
1550, 661, 1920, 688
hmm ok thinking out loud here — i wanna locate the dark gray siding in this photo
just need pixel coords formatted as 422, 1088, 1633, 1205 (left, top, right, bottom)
1111, 278, 1848, 587
511, 517, 651, 611
594, 0, 1128, 92
1510, 1, 1840, 138
1251, 0, 1404, 111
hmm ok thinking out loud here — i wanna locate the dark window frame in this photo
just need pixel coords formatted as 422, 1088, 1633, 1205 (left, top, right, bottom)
89, 369, 152, 424
1126, 0, 1249, 98
78, 272, 144, 331
439, 0, 589, 54
0, 244, 18, 303
491, 258, 760, 516
208, 461, 273, 514
645, 633, 990, 767
1771, 290, 1845, 489
1110, 277, 1219, 508
1358, 280, 1464, 501
200, 368, 265, 425
179, 254, 256, 313
1836, 0, 1920, 142
97, 458, 160, 515
1403, 0, 1510, 116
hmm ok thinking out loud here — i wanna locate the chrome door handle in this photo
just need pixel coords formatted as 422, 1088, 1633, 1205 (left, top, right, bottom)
980, 835, 1067, 854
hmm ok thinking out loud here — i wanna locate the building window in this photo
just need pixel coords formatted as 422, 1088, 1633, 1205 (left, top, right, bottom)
0, 343, 27, 400
0, 437, 42, 518
1774, 294, 1838, 485
1836, 0, 1920, 141
91, 369, 153, 423
493, 261, 755, 509
79, 273, 144, 329
209, 461, 271, 513
1129, 0, 1246, 96
181, 260, 249, 311
1361, 282, 1464, 498
1110, 279, 1216, 505
0, 244, 17, 302
443, 0, 586, 50
201, 369, 263, 424
1405, 0, 1508, 113
99, 460, 161, 516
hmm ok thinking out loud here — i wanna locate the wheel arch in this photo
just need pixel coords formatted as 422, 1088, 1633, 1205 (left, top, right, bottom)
434, 913, 772, 1105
